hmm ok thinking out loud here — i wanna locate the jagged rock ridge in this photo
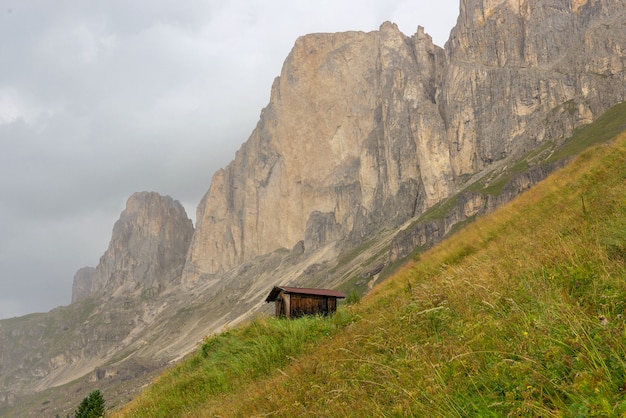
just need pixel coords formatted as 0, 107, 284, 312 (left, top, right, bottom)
0, 192, 194, 412
182, 23, 455, 284
2, 1, 626, 415
73, 191, 194, 302
183, 0, 626, 286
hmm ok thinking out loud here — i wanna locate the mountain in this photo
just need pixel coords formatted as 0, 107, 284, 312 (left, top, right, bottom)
183, 0, 626, 284
0, 192, 194, 413
1, 0, 626, 415
72, 191, 194, 301
116, 130, 626, 417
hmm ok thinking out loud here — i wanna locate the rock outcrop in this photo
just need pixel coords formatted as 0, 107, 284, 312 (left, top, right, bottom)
389, 162, 559, 262
442, 0, 626, 177
183, 0, 626, 286
182, 23, 455, 284
72, 192, 194, 301
1, 192, 194, 413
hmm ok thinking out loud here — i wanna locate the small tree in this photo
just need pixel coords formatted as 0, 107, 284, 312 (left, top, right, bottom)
74, 390, 105, 418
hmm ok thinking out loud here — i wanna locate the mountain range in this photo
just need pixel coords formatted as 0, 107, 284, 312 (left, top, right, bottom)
1, 0, 625, 415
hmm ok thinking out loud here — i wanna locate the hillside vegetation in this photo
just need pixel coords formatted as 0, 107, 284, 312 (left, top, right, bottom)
114, 128, 626, 416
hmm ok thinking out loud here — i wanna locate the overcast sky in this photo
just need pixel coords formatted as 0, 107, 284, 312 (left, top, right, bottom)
0, 0, 459, 320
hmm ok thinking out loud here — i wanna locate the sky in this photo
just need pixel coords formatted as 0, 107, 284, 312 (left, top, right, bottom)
0, 0, 459, 320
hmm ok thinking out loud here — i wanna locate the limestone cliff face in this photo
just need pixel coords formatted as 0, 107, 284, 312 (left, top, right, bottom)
442, 0, 626, 176
183, 23, 454, 283
184, 0, 626, 285
73, 192, 194, 300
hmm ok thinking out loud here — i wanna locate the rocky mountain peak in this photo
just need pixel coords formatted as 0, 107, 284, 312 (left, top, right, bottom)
441, 0, 626, 178
181, 22, 455, 285
72, 192, 194, 301
181, 1, 626, 287
4, 3, 626, 414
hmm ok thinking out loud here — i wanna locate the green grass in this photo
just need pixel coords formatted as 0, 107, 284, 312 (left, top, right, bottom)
464, 157, 532, 196
338, 274, 369, 301
332, 237, 379, 272
547, 100, 626, 163
113, 311, 354, 417
416, 194, 460, 223
115, 132, 626, 416
468, 101, 626, 196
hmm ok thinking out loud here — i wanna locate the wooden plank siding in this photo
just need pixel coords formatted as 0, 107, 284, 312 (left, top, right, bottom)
290, 293, 337, 318
265, 286, 346, 318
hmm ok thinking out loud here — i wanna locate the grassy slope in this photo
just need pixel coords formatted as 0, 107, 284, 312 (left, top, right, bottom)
114, 130, 626, 417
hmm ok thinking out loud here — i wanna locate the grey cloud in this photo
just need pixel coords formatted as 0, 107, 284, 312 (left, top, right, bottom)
0, 0, 458, 319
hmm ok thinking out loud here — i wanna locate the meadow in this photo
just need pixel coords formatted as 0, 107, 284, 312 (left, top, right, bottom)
115, 129, 626, 417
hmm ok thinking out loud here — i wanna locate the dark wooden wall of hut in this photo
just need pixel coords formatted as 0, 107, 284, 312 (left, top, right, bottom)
275, 297, 285, 317
289, 294, 337, 318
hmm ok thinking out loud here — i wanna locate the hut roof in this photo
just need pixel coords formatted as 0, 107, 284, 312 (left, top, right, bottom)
265, 286, 346, 302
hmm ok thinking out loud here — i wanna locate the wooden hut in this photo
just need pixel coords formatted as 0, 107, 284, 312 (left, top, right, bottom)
265, 286, 346, 318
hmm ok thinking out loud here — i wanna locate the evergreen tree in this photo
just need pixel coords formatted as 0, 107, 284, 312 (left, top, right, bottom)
74, 390, 105, 418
